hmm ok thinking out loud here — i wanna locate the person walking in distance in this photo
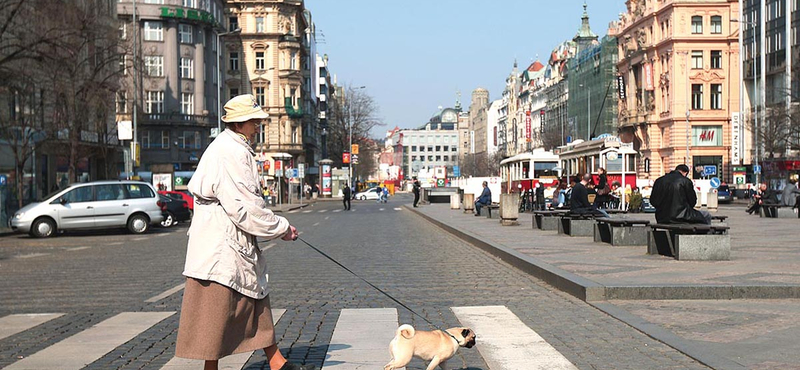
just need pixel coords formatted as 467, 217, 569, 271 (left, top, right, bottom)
474, 181, 492, 216
175, 95, 314, 370
412, 177, 421, 207
650, 164, 711, 224
342, 184, 351, 211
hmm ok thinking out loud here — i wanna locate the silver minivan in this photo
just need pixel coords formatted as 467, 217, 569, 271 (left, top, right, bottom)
11, 180, 164, 237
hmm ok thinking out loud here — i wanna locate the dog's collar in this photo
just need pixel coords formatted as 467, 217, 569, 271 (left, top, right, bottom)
440, 329, 459, 343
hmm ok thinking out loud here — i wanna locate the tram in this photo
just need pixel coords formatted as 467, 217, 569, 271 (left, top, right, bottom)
555, 135, 638, 190
499, 148, 560, 193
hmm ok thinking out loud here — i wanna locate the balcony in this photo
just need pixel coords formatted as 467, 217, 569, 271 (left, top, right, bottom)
284, 97, 304, 119
143, 113, 214, 127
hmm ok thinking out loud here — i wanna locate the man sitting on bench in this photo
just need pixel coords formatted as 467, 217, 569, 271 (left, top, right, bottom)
570, 174, 610, 217
650, 164, 711, 224
474, 181, 491, 216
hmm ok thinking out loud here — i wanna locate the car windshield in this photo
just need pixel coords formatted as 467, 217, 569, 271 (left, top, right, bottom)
40, 188, 67, 202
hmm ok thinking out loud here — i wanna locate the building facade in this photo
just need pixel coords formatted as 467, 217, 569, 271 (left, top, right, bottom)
117, 0, 226, 173
567, 35, 620, 142
615, 0, 740, 182
399, 108, 461, 179
469, 88, 490, 156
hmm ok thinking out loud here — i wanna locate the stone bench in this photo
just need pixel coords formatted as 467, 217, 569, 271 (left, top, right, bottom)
759, 204, 798, 218
485, 204, 500, 219
533, 210, 567, 231
558, 212, 599, 237
647, 223, 731, 261
594, 217, 650, 246
711, 215, 728, 222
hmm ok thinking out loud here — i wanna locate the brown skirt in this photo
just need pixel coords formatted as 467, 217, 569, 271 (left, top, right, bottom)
175, 277, 276, 360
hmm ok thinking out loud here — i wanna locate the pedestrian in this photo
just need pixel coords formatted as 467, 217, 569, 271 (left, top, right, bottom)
175, 94, 314, 370
474, 181, 491, 216
342, 183, 351, 210
594, 167, 610, 208
570, 174, 610, 217
381, 186, 389, 203
650, 164, 711, 224
535, 182, 545, 211
781, 175, 800, 208
412, 177, 421, 207
375, 185, 382, 203
303, 183, 311, 200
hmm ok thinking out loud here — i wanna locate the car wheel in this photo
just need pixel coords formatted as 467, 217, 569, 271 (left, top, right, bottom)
360, 195, 366, 200
127, 214, 150, 234
160, 212, 174, 227
30, 217, 56, 238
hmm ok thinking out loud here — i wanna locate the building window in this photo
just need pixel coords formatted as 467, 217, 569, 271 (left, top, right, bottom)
292, 126, 298, 143
710, 84, 722, 110
116, 91, 126, 114
691, 84, 703, 110
443, 156, 449, 162
119, 22, 127, 40
710, 50, 722, 69
181, 93, 194, 114
411, 146, 417, 151
255, 51, 265, 70
691, 16, 703, 34
143, 21, 163, 41
145, 91, 164, 114
710, 16, 722, 34
256, 17, 265, 33
144, 56, 163, 77
143, 0, 162, 4
419, 146, 425, 152
691, 50, 703, 69
142, 131, 151, 148
179, 131, 200, 149
229, 52, 239, 71
180, 58, 194, 79
182, 0, 196, 7
254, 86, 266, 106
229, 88, 239, 100
119, 54, 126, 75
161, 130, 170, 149
229, 16, 238, 32
179, 24, 192, 44
290, 51, 297, 70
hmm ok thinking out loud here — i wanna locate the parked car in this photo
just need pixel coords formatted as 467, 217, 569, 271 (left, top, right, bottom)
158, 194, 192, 227
716, 184, 733, 203
355, 187, 381, 200
11, 181, 164, 238
159, 190, 194, 213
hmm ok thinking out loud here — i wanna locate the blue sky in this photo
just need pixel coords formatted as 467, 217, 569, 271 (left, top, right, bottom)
305, 0, 627, 135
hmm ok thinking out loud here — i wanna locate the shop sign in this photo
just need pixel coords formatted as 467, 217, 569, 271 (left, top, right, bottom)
644, 63, 654, 91
692, 126, 722, 146
525, 111, 532, 143
731, 112, 741, 165
160, 7, 217, 26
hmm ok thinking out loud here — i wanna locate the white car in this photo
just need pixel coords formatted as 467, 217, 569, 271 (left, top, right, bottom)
355, 187, 382, 200
11, 180, 165, 237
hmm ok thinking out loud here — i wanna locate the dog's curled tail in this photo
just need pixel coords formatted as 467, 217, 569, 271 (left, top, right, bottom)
396, 324, 415, 340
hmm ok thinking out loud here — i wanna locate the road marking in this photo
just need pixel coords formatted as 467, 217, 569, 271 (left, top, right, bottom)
393, 208, 402, 211
131, 237, 148, 241
318, 209, 327, 213
379, 208, 385, 211
14, 253, 50, 259
333, 210, 341, 213
303, 210, 313, 213
5, 312, 174, 370
288, 210, 299, 214
451, 305, 578, 370
159, 309, 286, 370
0, 313, 64, 341
313, 222, 320, 226
322, 308, 398, 370
262, 242, 276, 251
107, 241, 124, 246
65, 247, 91, 252
145, 283, 186, 303
325, 216, 330, 220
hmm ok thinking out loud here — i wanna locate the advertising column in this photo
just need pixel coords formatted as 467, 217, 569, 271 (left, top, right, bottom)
322, 164, 332, 197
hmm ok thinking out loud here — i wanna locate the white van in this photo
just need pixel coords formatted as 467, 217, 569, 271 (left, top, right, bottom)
11, 181, 164, 237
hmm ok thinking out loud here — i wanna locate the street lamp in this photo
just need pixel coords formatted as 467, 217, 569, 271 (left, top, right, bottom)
217, 28, 241, 135
732, 18, 761, 184
348, 85, 366, 185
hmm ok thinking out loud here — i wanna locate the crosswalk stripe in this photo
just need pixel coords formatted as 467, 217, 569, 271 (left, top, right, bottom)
452, 306, 578, 370
5, 311, 174, 370
0, 313, 64, 341
303, 210, 313, 213
322, 308, 399, 370
379, 208, 385, 211
318, 209, 328, 213
158, 309, 286, 370
145, 283, 185, 303
393, 208, 402, 211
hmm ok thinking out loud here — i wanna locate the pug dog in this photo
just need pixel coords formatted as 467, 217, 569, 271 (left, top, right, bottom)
384, 324, 476, 370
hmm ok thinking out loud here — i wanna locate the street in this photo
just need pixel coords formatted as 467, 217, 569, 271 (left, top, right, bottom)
0, 195, 711, 370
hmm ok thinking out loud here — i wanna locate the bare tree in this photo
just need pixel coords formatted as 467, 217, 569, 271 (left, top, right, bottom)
328, 84, 384, 168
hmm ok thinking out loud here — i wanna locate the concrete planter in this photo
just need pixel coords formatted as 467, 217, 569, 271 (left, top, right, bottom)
499, 194, 519, 226
463, 193, 475, 212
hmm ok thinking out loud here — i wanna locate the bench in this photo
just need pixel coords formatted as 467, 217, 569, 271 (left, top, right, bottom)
485, 204, 500, 219
759, 204, 797, 218
594, 217, 650, 246
711, 215, 728, 222
558, 212, 600, 237
533, 210, 567, 230
647, 223, 731, 261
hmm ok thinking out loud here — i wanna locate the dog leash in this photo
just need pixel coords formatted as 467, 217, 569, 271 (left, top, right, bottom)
297, 237, 460, 343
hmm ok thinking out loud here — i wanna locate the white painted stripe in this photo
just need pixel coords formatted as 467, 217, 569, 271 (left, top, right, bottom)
262, 242, 276, 250
6, 312, 174, 370
333, 210, 341, 213
65, 246, 91, 252
288, 210, 299, 214
451, 306, 577, 370
322, 308, 399, 370
131, 237, 148, 241
325, 216, 330, 220
145, 283, 186, 303
393, 208, 402, 211
318, 209, 328, 213
0, 314, 64, 341
303, 210, 313, 213
379, 208, 385, 211
107, 242, 124, 246
312, 222, 320, 226
159, 309, 285, 370
14, 253, 50, 259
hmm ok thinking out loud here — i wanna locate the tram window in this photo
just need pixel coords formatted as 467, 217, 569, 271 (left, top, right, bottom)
534, 162, 558, 178
607, 156, 623, 172
627, 154, 637, 171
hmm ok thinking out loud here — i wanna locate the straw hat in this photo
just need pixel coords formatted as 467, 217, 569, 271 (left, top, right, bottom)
221, 94, 269, 123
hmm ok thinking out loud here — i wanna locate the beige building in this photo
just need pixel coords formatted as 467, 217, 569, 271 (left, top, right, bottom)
470, 88, 490, 156
224, 0, 312, 174
615, 0, 741, 181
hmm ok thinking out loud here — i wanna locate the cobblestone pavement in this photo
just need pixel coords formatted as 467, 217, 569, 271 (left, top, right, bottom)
0, 197, 709, 369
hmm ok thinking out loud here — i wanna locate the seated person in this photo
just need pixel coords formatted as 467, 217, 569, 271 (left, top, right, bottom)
570, 174, 610, 217
474, 181, 491, 216
759, 183, 780, 217
650, 164, 711, 224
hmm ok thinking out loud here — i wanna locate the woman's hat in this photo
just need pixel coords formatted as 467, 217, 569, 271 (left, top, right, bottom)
221, 94, 269, 123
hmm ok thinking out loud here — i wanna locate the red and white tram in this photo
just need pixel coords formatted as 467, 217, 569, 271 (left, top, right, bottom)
555, 135, 638, 190
499, 148, 560, 193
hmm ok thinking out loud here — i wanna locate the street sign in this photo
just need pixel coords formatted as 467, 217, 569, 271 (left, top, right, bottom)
710, 177, 721, 189
703, 165, 717, 176
298, 163, 305, 178
352, 154, 359, 164
436, 179, 445, 187
343, 152, 350, 164
566, 136, 572, 143
0, 175, 6, 186
118, 120, 132, 140
351, 144, 359, 155
754, 165, 762, 174
453, 165, 460, 177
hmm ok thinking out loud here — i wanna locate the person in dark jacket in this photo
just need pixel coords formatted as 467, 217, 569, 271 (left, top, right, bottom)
650, 164, 710, 224
781, 175, 800, 208
570, 174, 610, 217
535, 182, 546, 210
474, 181, 491, 216
594, 167, 610, 208
342, 184, 351, 211
412, 178, 421, 207
758, 183, 781, 217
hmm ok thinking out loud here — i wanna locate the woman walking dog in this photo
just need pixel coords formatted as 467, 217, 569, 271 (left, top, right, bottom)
175, 95, 314, 370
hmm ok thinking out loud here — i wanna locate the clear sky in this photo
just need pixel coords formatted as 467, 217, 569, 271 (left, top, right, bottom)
305, 0, 628, 136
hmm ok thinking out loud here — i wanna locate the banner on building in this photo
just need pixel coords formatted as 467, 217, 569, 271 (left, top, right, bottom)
525, 111, 532, 143
343, 152, 350, 164
692, 126, 723, 147
493, 126, 497, 147
731, 112, 741, 165
617, 75, 626, 100
644, 63, 654, 91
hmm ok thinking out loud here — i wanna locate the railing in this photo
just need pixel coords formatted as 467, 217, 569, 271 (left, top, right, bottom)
143, 113, 214, 125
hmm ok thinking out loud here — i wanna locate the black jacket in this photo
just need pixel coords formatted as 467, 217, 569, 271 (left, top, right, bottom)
570, 182, 593, 213
650, 171, 706, 224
